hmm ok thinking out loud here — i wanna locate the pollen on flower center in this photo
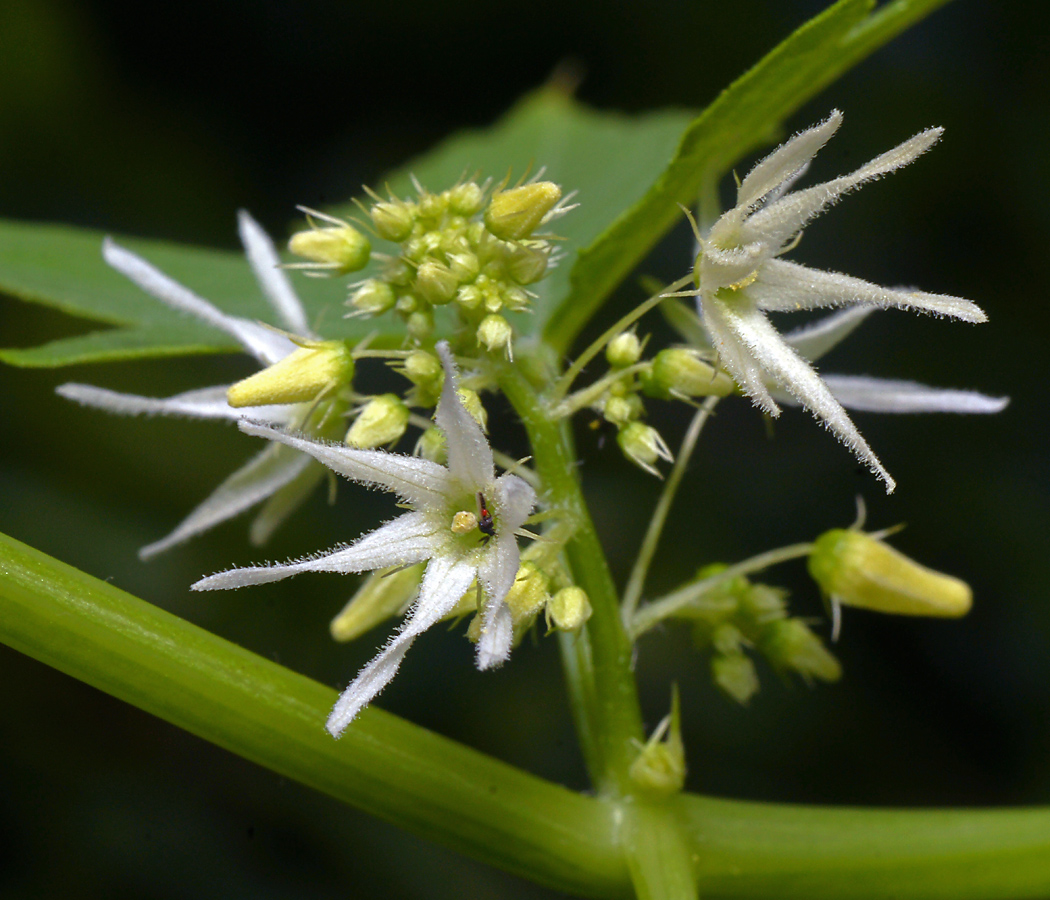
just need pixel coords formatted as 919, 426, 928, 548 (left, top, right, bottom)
451, 510, 479, 534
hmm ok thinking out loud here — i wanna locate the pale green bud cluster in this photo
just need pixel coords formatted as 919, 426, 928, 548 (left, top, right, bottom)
680, 564, 840, 705
347, 178, 568, 354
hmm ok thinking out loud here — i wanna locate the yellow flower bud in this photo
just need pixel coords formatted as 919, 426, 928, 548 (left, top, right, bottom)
504, 561, 551, 624
329, 563, 425, 642
645, 349, 736, 399
447, 182, 484, 216
227, 341, 352, 408
484, 181, 562, 240
289, 221, 370, 273
808, 529, 972, 618
345, 394, 410, 448
370, 199, 415, 243
546, 586, 592, 632
457, 388, 488, 432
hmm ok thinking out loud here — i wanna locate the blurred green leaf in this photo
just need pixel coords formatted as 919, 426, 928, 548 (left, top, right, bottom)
547, 0, 955, 353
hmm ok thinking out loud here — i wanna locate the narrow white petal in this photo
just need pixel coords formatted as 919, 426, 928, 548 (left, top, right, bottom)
744, 128, 943, 251
192, 511, 438, 590
782, 307, 876, 362
238, 211, 311, 336
140, 444, 313, 559
103, 238, 298, 365
435, 341, 494, 489
475, 601, 514, 671
819, 376, 1010, 414
736, 110, 843, 208
57, 382, 292, 424
701, 297, 779, 415
720, 301, 896, 492
238, 420, 451, 507
325, 556, 477, 736
750, 260, 987, 323
493, 473, 536, 534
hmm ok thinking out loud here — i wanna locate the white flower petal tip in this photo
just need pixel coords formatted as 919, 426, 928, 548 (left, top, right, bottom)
691, 112, 990, 490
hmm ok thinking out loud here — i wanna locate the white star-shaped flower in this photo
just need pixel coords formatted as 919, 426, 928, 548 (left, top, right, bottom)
682, 111, 988, 492
57, 212, 330, 557
192, 342, 537, 737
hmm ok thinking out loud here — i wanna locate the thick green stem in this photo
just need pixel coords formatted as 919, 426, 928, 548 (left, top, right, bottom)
0, 531, 628, 898
498, 362, 645, 795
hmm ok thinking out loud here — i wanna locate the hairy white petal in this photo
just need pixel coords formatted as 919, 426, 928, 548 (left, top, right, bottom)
238, 210, 311, 336
750, 260, 987, 322
140, 444, 313, 559
103, 238, 297, 365
57, 382, 292, 424
700, 298, 779, 415
818, 376, 1010, 414
475, 601, 514, 671
192, 511, 438, 590
238, 420, 451, 507
736, 110, 843, 208
493, 473, 536, 534
325, 556, 477, 736
720, 302, 895, 492
435, 341, 493, 489
744, 128, 943, 251
782, 307, 876, 362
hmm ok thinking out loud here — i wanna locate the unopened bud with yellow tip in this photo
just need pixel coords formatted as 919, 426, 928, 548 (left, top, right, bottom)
808, 529, 973, 618
330, 563, 425, 642
289, 214, 370, 274
227, 340, 353, 407
484, 181, 562, 240
345, 394, 409, 448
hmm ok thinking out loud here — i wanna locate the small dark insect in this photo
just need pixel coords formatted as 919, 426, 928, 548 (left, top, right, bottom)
477, 491, 496, 543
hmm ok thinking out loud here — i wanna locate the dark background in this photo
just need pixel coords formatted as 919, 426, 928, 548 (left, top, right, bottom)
1, 1, 1048, 897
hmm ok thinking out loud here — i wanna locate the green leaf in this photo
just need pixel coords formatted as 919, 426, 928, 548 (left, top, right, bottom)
0, 219, 388, 367
331, 86, 693, 338
546, 0, 956, 353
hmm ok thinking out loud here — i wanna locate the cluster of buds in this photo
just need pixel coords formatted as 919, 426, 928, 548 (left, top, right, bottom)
292, 178, 571, 355
677, 565, 841, 705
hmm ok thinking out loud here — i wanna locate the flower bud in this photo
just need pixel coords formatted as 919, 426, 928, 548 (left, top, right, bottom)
546, 586, 592, 632
289, 222, 370, 273
415, 426, 446, 463
602, 394, 642, 427
227, 341, 353, 407
447, 182, 484, 216
628, 691, 685, 796
457, 388, 488, 432
345, 394, 410, 448
505, 244, 550, 285
484, 181, 562, 240
447, 251, 480, 283
348, 279, 396, 315
606, 332, 642, 368
758, 619, 841, 683
505, 561, 551, 624
808, 529, 972, 618
711, 652, 760, 705
370, 199, 415, 242
645, 349, 736, 399
617, 421, 673, 476
477, 314, 513, 356
330, 562, 425, 642
415, 259, 458, 305
406, 308, 434, 342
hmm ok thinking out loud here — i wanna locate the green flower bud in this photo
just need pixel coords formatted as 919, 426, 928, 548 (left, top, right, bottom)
370, 199, 416, 243
808, 529, 972, 618
403, 349, 442, 386
759, 619, 841, 683
617, 421, 673, 476
329, 563, 425, 642
416, 426, 446, 463
505, 244, 550, 285
606, 332, 642, 368
383, 257, 415, 286
502, 286, 530, 312
645, 349, 736, 399
711, 652, 760, 705
546, 586, 592, 632
345, 394, 410, 448
417, 190, 447, 220
447, 182, 484, 216
348, 279, 396, 315
227, 341, 353, 407
477, 314, 513, 356
289, 221, 370, 273
415, 259, 458, 305
628, 690, 685, 796
447, 251, 480, 283
406, 308, 434, 342
455, 284, 483, 310
602, 394, 642, 427
484, 181, 562, 240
